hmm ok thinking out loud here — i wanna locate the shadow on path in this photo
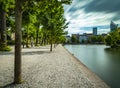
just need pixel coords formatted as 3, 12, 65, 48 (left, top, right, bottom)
0, 82, 15, 88
0, 50, 50, 56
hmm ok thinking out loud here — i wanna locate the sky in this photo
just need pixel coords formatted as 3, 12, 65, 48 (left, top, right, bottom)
64, 0, 120, 35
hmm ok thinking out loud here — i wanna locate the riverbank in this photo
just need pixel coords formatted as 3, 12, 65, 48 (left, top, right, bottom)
0, 44, 110, 88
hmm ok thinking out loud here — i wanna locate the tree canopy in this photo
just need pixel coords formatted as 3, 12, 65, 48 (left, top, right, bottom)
105, 28, 120, 48
0, 0, 72, 83
13, 0, 72, 83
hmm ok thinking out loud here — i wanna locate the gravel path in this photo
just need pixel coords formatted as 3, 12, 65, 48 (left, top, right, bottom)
0, 44, 110, 88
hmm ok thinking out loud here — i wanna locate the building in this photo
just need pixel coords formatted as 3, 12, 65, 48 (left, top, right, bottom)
93, 27, 97, 35
79, 33, 88, 43
65, 35, 71, 43
110, 21, 118, 32
79, 33, 92, 43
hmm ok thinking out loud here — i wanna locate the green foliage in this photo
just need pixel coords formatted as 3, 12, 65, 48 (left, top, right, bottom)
37, 0, 71, 46
105, 28, 120, 48
90, 35, 104, 44
91, 36, 97, 43
7, 40, 15, 45
0, 0, 15, 11
60, 0, 72, 4
58, 35, 66, 43
71, 36, 77, 43
97, 35, 104, 43
0, 0, 72, 48
105, 35, 112, 46
0, 46, 12, 51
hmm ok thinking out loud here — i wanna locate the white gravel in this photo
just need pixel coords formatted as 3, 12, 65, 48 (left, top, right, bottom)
0, 44, 110, 88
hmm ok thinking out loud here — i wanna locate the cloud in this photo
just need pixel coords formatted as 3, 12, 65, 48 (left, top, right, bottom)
83, 0, 120, 13
82, 0, 120, 21
64, 0, 120, 34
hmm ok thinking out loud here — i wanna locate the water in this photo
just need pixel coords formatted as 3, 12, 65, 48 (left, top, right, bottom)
64, 44, 120, 88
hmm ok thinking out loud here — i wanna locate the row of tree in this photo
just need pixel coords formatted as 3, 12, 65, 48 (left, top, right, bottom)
70, 35, 105, 44
0, 0, 71, 51
68, 28, 120, 48
0, 0, 72, 84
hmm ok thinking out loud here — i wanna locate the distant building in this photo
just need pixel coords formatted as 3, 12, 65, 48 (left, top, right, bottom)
93, 27, 97, 35
110, 21, 118, 32
65, 35, 71, 43
79, 33, 92, 43
79, 33, 88, 43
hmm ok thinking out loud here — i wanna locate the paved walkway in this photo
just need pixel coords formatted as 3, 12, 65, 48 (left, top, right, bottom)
0, 45, 110, 88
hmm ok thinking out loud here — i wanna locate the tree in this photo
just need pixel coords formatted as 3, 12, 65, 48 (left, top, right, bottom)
91, 35, 97, 43
22, 1, 47, 46
105, 28, 120, 48
71, 36, 77, 43
39, 0, 70, 51
0, 4, 7, 47
105, 35, 112, 46
97, 35, 104, 43
14, 0, 24, 84
22, 10, 31, 48
14, 0, 72, 83
0, 0, 14, 51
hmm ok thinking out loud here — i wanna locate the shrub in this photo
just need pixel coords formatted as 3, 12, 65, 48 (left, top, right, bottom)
0, 46, 12, 51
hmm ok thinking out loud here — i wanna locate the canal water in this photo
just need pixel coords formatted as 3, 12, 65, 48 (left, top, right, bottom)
64, 45, 120, 88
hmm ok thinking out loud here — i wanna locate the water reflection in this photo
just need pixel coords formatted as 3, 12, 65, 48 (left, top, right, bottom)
64, 45, 120, 88
104, 48, 120, 88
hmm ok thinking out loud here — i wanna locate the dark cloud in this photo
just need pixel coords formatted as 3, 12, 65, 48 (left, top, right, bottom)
83, 0, 120, 14
67, 0, 84, 12
68, 7, 78, 12
64, 0, 120, 34
67, 0, 120, 23
68, 0, 120, 14
111, 16, 120, 21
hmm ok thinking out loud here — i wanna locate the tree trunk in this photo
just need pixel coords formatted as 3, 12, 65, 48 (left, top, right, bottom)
50, 41, 53, 52
35, 28, 39, 46
14, 0, 22, 84
0, 7, 7, 47
26, 24, 29, 48
50, 34, 53, 52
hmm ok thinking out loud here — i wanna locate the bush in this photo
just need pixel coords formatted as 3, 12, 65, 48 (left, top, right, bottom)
0, 46, 12, 51
105, 29, 120, 48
